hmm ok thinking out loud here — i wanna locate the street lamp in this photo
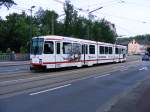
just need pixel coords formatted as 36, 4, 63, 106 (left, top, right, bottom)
87, 6, 103, 40
29, 6, 36, 40
51, 13, 65, 35
27, 6, 35, 54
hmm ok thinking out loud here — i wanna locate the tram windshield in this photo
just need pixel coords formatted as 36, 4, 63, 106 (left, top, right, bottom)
31, 38, 44, 55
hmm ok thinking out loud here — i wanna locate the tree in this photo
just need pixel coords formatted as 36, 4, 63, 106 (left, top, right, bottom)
0, 18, 5, 52
64, 0, 75, 36
96, 19, 116, 43
72, 16, 88, 39
0, 12, 32, 52
0, 0, 16, 9
35, 8, 58, 35
0, 3, 118, 52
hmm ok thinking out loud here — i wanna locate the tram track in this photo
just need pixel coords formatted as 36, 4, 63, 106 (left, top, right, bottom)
0, 60, 141, 97
0, 71, 31, 78
0, 60, 140, 81
0, 66, 122, 97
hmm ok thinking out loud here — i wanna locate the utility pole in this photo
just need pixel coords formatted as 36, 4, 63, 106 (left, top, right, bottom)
29, 6, 35, 40
88, 6, 103, 40
51, 13, 66, 35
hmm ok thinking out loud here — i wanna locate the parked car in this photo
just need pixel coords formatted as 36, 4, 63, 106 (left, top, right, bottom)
142, 55, 150, 61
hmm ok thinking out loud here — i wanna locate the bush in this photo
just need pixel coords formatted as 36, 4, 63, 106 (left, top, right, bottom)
20, 46, 27, 53
6, 48, 11, 53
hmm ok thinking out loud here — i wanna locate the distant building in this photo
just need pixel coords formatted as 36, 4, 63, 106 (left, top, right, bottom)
128, 39, 150, 55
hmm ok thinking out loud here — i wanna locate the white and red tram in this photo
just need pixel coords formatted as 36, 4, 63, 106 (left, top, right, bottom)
30, 35, 127, 70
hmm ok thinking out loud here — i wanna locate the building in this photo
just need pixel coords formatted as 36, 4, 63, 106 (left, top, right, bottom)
128, 39, 150, 55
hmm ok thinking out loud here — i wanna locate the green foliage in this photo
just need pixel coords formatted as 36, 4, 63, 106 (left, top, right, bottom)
64, 1, 78, 36
6, 48, 11, 53
0, 0, 16, 9
35, 8, 58, 35
130, 34, 150, 41
20, 46, 27, 53
117, 34, 150, 46
0, 3, 118, 52
0, 12, 32, 52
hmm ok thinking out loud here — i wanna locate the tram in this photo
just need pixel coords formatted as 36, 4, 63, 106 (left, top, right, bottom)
30, 35, 127, 70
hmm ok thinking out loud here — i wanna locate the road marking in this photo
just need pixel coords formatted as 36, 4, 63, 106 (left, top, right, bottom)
94, 74, 111, 79
29, 84, 71, 96
139, 67, 148, 71
120, 68, 128, 71
113, 66, 125, 69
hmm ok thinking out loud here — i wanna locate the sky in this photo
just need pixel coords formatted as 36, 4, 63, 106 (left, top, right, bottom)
0, 0, 150, 37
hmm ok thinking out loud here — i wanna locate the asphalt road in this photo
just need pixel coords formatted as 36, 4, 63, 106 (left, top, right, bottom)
0, 57, 150, 112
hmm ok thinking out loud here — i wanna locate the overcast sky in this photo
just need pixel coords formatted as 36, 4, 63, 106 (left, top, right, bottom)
0, 0, 150, 37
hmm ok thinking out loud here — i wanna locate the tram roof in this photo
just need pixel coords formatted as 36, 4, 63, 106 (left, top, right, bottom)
33, 35, 126, 48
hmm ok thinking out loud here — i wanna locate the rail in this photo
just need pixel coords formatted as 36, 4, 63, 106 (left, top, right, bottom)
0, 53, 30, 61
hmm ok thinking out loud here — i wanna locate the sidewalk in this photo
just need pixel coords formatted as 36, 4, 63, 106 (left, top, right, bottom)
0, 61, 30, 67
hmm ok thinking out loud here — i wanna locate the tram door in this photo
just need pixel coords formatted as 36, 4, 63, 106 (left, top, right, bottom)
82, 44, 88, 65
55, 41, 61, 68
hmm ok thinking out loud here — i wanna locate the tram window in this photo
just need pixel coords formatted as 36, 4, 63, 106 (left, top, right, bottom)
99, 46, 104, 54
85, 45, 88, 54
63, 42, 72, 54
89, 45, 95, 54
115, 48, 119, 54
44, 41, 54, 54
105, 47, 109, 54
118, 48, 121, 54
122, 49, 124, 54
109, 47, 112, 54
73, 43, 81, 54
82, 45, 84, 54
120, 49, 122, 54
122, 49, 126, 54
56, 43, 60, 54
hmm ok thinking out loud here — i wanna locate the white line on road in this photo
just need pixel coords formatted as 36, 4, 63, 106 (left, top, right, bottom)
29, 84, 71, 96
120, 68, 128, 71
94, 74, 111, 79
113, 66, 125, 69
139, 67, 148, 71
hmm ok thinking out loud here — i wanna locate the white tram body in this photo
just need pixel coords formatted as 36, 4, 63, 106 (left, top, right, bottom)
30, 35, 127, 70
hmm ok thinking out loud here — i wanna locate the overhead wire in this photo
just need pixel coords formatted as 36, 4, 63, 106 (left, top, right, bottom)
96, 12, 150, 24
122, 1, 150, 8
